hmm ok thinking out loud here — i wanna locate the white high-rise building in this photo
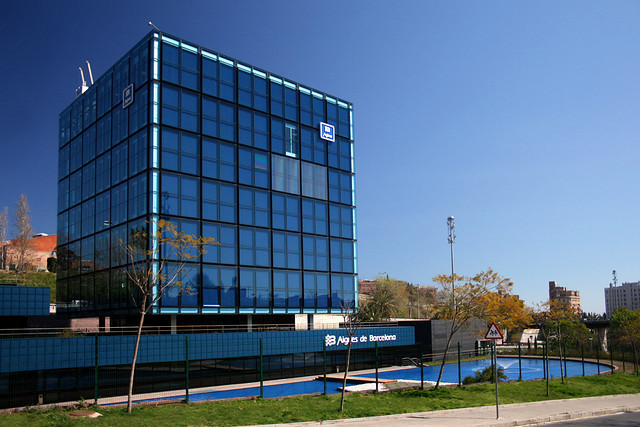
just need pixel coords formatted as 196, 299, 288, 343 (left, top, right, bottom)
604, 281, 640, 318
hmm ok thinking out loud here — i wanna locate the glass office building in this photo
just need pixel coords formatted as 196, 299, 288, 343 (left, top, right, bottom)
57, 32, 357, 322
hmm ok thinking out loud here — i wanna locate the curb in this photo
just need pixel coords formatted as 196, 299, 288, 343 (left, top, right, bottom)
489, 405, 640, 427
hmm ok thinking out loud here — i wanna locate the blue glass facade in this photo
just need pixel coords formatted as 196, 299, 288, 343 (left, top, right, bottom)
57, 32, 357, 317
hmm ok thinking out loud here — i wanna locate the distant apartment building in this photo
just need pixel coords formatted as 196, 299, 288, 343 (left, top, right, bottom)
604, 281, 640, 318
549, 280, 581, 313
1, 234, 57, 272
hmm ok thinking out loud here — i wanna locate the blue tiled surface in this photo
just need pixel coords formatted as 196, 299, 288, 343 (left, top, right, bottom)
0, 286, 50, 316
0, 327, 414, 373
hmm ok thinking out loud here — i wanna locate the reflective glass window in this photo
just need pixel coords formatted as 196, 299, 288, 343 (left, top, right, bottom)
328, 169, 353, 205
82, 161, 95, 201
203, 265, 237, 307
329, 204, 355, 239
161, 128, 199, 174
331, 274, 355, 308
96, 113, 112, 154
202, 222, 237, 265
128, 129, 148, 176
271, 154, 300, 195
128, 174, 147, 219
203, 180, 236, 223
111, 182, 127, 226
273, 232, 301, 270
111, 141, 128, 185
238, 147, 269, 188
239, 267, 270, 307
95, 152, 111, 193
303, 235, 328, 271
239, 187, 269, 227
82, 125, 96, 165
161, 172, 199, 218
301, 199, 327, 235
273, 270, 301, 308
272, 193, 300, 232
301, 162, 327, 200
81, 198, 95, 237
304, 272, 329, 308
239, 227, 270, 267
202, 137, 235, 182
330, 239, 355, 273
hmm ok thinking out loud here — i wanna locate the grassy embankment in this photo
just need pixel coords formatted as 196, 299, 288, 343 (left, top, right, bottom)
0, 271, 56, 302
1, 372, 639, 427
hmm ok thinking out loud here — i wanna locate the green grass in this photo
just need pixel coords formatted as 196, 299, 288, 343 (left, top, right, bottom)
0, 271, 56, 302
2, 373, 639, 427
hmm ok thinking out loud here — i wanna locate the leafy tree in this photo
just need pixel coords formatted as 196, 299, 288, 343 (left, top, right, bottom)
481, 290, 532, 342
610, 307, 640, 372
534, 299, 579, 383
12, 194, 33, 279
431, 268, 512, 389
359, 280, 402, 321
46, 257, 56, 273
121, 219, 216, 413
0, 206, 8, 270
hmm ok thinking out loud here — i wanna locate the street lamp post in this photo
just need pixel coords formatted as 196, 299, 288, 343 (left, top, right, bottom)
447, 216, 456, 305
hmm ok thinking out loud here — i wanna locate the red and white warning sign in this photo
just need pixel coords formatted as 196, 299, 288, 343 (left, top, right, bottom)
484, 322, 504, 340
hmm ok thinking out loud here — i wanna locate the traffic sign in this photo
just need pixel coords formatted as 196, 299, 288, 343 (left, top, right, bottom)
485, 322, 504, 340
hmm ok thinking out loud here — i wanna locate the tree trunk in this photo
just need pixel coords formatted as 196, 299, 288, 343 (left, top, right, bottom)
434, 328, 455, 390
557, 324, 564, 383
339, 340, 352, 412
127, 297, 147, 414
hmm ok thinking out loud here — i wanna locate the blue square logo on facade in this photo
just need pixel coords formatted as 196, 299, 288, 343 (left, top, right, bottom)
319, 122, 335, 142
122, 84, 134, 109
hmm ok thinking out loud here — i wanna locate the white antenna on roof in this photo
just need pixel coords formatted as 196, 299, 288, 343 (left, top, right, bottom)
86, 61, 94, 85
76, 62, 94, 97
76, 67, 88, 97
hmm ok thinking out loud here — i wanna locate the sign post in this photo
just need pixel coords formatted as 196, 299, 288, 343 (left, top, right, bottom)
484, 322, 504, 419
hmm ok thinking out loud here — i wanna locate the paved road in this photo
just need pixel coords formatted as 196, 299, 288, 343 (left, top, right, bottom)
544, 411, 640, 426
250, 394, 640, 427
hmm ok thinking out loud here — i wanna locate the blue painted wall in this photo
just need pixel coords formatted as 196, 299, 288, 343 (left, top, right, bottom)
0, 286, 50, 317
0, 327, 414, 373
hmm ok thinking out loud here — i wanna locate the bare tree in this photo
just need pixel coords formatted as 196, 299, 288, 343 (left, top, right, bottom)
121, 219, 215, 413
431, 269, 512, 389
0, 206, 8, 270
339, 301, 360, 412
13, 194, 33, 279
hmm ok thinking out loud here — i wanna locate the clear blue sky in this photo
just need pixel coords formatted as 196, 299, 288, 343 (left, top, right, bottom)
1, 1, 639, 314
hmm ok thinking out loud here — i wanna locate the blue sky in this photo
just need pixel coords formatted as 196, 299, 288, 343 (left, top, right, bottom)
1, 1, 639, 313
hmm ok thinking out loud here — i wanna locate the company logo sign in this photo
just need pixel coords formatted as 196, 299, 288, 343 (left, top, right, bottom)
319, 122, 335, 142
123, 84, 135, 109
324, 333, 397, 347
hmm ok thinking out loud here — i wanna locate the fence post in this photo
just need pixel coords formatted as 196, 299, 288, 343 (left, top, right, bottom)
375, 341, 379, 393
518, 342, 522, 381
323, 340, 327, 396
94, 334, 99, 406
622, 346, 626, 373
563, 342, 567, 381
581, 344, 585, 376
596, 340, 600, 375
259, 338, 264, 398
420, 342, 424, 390
185, 335, 190, 404
457, 342, 461, 387
542, 344, 547, 379
610, 344, 614, 374
544, 343, 550, 397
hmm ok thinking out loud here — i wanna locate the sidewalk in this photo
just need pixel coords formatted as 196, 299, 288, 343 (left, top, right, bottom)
251, 394, 640, 427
